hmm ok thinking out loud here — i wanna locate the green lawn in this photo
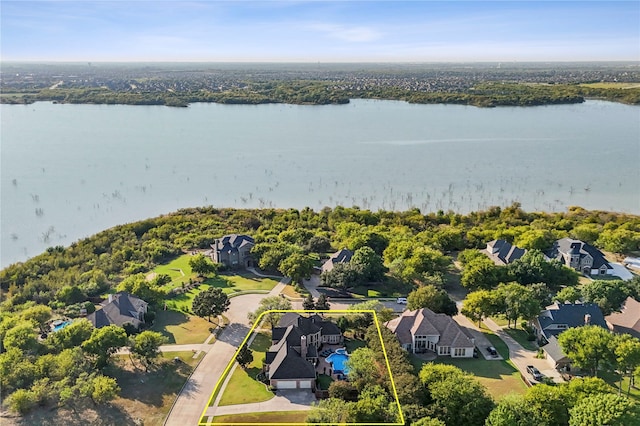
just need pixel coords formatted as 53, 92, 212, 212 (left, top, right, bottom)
154, 254, 196, 289
413, 356, 528, 400
151, 309, 214, 344
216, 332, 274, 406
599, 371, 640, 402
488, 315, 510, 327
206, 273, 279, 294
165, 273, 278, 312
503, 327, 538, 351
344, 337, 367, 353
349, 279, 413, 298
484, 330, 510, 359
208, 410, 310, 424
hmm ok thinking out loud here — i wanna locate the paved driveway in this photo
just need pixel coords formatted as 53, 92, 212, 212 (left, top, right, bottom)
164, 279, 288, 426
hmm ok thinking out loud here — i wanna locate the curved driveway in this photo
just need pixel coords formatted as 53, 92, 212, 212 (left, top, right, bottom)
164, 280, 288, 426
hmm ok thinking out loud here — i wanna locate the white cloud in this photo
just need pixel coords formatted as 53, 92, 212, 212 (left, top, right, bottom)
309, 23, 382, 43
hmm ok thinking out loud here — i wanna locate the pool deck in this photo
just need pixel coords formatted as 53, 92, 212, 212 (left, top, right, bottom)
316, 344, 349, 380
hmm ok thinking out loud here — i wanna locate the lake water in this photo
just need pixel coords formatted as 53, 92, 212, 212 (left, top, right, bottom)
1, 99, 638, 267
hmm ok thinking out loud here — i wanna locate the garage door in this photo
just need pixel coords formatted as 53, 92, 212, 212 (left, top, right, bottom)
298, 380, 313, 389
277, 380, 296, 389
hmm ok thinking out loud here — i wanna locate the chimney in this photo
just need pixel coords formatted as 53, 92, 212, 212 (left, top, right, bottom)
300, 335, 307, 359
108, 294, 114, 303
584, 314, 591, 325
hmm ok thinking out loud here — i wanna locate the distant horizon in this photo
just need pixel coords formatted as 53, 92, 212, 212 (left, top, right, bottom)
2, 1, 639, 63
3, 60, 639, 65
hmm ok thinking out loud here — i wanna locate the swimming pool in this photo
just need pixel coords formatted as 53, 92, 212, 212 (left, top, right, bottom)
52, 320, 71, 332
326, 348, 350, 374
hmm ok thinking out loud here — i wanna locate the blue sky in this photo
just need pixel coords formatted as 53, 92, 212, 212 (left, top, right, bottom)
2, 1, 639, 62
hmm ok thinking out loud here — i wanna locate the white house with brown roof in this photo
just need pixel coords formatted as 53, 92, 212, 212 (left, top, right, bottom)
385, 308, 475, 358
606, 297, 640, 339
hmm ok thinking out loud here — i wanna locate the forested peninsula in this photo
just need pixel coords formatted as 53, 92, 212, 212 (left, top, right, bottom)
2, 204, 640, 423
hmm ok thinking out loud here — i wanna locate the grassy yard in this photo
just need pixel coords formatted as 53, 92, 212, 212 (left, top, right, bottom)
151, 309, 215, 344
206, 273, 279, 295
413, 356, 528, 400
208, 410, 310, 424
503, 327, 538, 351
344, 337, 367, 353
154, 254, 196, 289
350, 279, 413, 298
216, 332, 274, 406
599, 371, 640, 402
165, 273, 278, 312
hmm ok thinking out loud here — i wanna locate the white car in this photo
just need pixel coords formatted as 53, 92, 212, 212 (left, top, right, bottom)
396, 297, 407, 304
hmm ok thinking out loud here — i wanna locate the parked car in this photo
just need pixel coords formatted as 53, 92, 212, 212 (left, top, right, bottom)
396, 297, 407, 304
486, 346, 498, 356
527, 365, 544, 381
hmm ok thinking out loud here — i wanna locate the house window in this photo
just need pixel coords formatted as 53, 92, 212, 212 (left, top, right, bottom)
454, 348, 465, 357
439, 346, 450, 355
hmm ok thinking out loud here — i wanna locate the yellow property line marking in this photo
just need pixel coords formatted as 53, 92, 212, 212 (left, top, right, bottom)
198, 309, 404, 425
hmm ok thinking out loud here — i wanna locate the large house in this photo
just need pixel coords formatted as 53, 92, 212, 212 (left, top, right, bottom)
321, 248, 354, 273
606, 297, 640, 339
484, 239, 527, 265
211, 234, 255, 269
542, 335, 571, 370
264, 313, 343, 389
531, 301, 607, 342
545, 238, 613, 276
87, 292, 148, 330
385, 308, 475, 358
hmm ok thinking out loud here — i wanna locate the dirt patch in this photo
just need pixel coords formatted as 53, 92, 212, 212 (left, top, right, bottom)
145, 272, 158, 282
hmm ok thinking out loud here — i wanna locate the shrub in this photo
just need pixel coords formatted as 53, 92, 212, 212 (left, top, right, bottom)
7, 389, 37, 414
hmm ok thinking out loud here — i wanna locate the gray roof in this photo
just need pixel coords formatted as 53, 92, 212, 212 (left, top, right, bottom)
486, 239, 527, 265
277, 313, 341, 338
321, 249, 353, 272
211, 234, 254, 252
86, 292, 147, 329
268, 344, 316, 380
537, 302, 607, 339
543, 335, 570, 364
385, 308, 474, 349
547, 238, 612, 270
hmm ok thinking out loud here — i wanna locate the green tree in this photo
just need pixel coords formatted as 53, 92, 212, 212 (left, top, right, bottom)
81, 325, 128, 368
236, 343, 253, 368
411, 418, 446, 426
427, 374, 495, 426
84, 374, 120, 404
496, 282, 541, 328
48, 319, 93, 350
596, 228, 640, 253
189, 253, 219, 277
116, 273, 166, 305
20, 305, 52, 332
247, 295, 292, 328
485, 394, 538, 426
351, 246, 387, 282
252, 241, 301, 271
461, 290, 498, 327
3, 322, 39, 353
581, 280, 630, 315
345, 347, 383, 391
407, 285, 457, 315
569, 393, 640, 426
130, 330, 168, 371
278, 252, 314, 284
461, 257, 505, 290
56, 285, 85, 304
306, 398, 352, 424
558, 325, 616, 376
614, 334, 640, 395
6, 388, 37, 414
315, 294, 330, 310
554, 286, 582, 304
302, 293, 315, 310
328, 380, 358, 401
192, 287, 230, 322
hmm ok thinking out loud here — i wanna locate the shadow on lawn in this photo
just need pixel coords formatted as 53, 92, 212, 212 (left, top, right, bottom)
112, 362, 194, 407
11, 400, 137, 426
151, 309, 191, 344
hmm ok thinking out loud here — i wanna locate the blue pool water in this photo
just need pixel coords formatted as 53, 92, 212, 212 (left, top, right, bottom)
326, 350, 350, 374
52, 321, 71, 332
